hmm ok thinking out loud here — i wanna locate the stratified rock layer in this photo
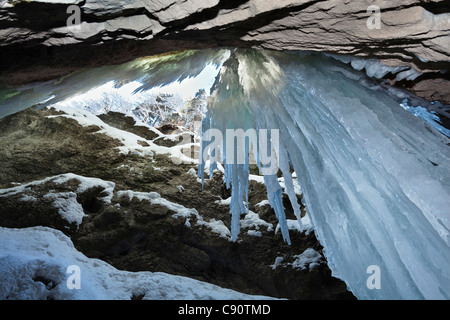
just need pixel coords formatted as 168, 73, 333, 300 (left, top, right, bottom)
0, 0, 449, 101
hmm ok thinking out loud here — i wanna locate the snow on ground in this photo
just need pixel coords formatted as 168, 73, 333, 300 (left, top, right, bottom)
214, 200, 277, 235
0, 176, 54, 198
47, 106, 154, 157
0, 226, 277, 300
118, 190, 288, 241
277, 176, 302, 195
247, 230, 262, 237
1, 170, 283, 244
117, 190, 161, 202
248, 174, 265, 184
187, 168, 197, 176
0, 105, 316, 299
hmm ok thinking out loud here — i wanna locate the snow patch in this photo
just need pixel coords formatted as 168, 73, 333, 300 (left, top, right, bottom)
247, 230, 262, 237
291, 248, 323, 271
117, 190, 161, 202
117, 190, 233, 240
44, 191, 86, 226
240, 210, 273, 232
52, 173, 116, 204
270, 257, 284, 270
269, 249, 322, 271
255, 199, 270, 207
46, 105, 194, 161
19, 194, 37, 202
275, 216, 313, 236
215, 197, 231, 205
187, 168, 197, 176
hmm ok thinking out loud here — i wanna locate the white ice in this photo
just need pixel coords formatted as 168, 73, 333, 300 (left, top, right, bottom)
199, 49, 450, 300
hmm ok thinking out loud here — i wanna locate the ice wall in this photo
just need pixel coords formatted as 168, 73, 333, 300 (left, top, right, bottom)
199, 49, 450, 300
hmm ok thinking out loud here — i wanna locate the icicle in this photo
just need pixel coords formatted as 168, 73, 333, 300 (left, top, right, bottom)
198, 115, 208, 190
278, 147, 303, 228
264, 174, 291, 245
228, 163, 240, 241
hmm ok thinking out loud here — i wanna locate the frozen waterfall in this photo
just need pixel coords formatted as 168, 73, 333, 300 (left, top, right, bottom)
198, 49, 450, 300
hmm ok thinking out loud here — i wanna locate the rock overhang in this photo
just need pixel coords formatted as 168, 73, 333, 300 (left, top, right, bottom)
0, 0, 449, 102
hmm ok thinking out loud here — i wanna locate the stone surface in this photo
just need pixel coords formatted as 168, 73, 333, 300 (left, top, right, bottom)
0, 107, 355, 299
0, 0, 449, 101
98, 111, 160, 141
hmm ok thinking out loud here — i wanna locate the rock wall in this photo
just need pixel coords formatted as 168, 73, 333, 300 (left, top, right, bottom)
0, 0, 449, 101
0, 107, 354, 299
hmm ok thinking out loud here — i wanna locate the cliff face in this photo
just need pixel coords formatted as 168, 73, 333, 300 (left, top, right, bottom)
0, 107, 354, 300
0, 0, 449, 102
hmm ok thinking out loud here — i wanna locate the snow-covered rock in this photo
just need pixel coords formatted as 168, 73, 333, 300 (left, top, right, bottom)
0, 107, 352, 300
0, 226, 275, 300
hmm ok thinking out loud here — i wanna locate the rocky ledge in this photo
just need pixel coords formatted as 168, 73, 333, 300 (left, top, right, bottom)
0, 0, 449, 103
0, 106, 354, 300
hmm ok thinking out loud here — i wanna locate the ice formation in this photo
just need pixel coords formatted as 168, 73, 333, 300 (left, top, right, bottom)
197, 49, 450, 300
327, 53, 422, 81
